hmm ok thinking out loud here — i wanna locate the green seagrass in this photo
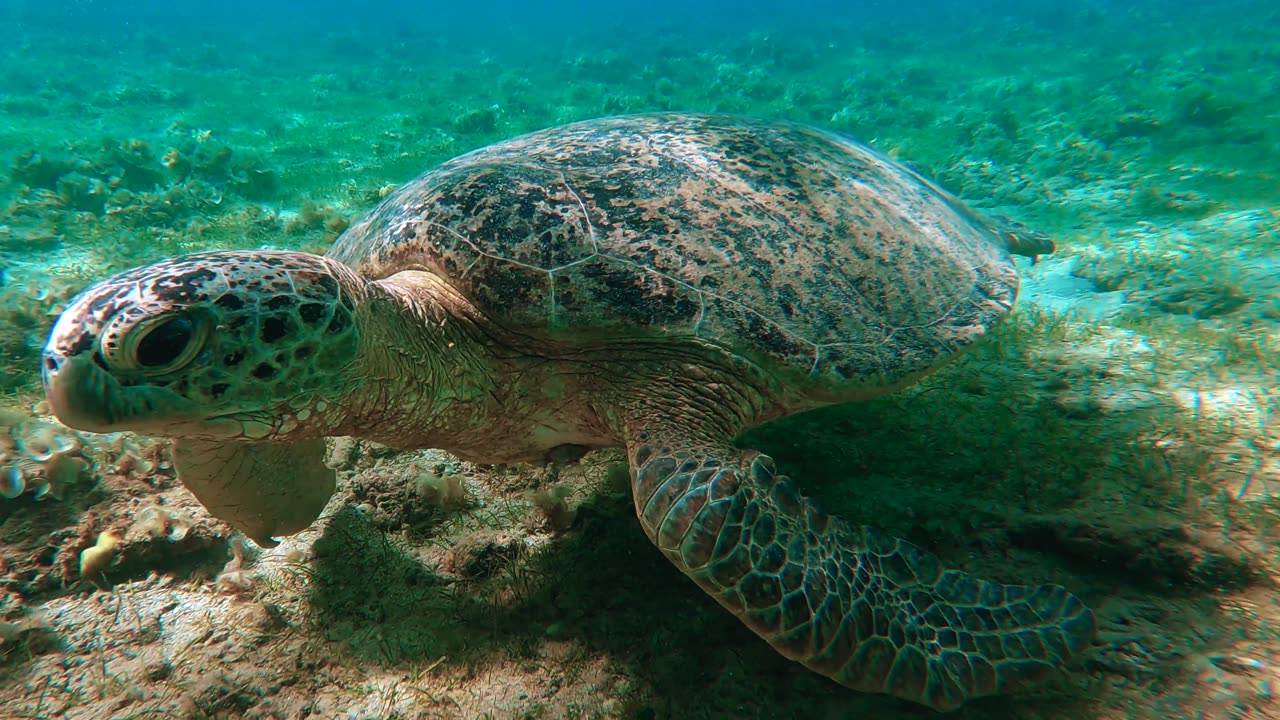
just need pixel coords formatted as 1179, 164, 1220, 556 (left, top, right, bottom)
43, 113, 1091, 711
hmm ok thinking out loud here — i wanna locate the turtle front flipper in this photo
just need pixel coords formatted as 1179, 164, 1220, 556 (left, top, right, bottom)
626, 431, 1095, 711
171, 438, 336, 547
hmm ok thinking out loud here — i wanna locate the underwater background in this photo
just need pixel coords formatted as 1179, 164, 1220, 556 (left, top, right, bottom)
1, 0, 1279, 718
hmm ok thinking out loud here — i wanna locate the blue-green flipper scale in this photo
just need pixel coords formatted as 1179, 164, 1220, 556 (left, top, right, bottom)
628, 435, 1094, 712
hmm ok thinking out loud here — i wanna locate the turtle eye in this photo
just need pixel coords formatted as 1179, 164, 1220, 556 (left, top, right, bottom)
126, 312, 210, 375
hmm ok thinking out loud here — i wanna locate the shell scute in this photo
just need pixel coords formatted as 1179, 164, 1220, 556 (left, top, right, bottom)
328, 113, 1020, 397
562, 262, 701, 330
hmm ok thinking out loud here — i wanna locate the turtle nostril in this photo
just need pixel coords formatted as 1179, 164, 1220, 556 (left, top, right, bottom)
43, 356, 60, 373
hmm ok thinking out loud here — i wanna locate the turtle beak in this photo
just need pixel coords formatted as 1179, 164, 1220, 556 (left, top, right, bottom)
43, 351, 128, 433
42, 351, 194, 435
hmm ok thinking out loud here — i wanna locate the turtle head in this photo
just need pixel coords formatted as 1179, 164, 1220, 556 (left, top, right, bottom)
43, 250, 367, 441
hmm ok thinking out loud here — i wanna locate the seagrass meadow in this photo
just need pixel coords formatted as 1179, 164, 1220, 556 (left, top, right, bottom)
1, 1, 1279, 718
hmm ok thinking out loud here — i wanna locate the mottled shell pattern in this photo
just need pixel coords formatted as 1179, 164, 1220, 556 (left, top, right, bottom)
328, 113, 1017, 399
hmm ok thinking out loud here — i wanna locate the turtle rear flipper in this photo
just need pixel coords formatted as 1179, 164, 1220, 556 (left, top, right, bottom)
625, 421, 1094, 711
172, 437, 336, 547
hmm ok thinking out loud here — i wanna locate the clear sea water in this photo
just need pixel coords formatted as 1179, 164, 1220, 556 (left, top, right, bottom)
1, 1, 1278, 718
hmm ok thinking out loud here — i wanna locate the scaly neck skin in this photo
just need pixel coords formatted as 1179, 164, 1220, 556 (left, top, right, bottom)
318, 269, 784, 463
332, 270, 509, 454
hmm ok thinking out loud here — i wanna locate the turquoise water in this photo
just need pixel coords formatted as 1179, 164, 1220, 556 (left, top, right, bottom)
1, 2, 1278, 718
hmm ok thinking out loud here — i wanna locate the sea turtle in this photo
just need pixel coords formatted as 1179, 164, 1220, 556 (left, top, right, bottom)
42, 113, 1094, 711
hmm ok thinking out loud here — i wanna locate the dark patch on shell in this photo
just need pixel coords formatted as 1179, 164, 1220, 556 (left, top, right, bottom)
327, 113, 1022, 398
577, 262, 699, 328
471, 262, 547, 310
